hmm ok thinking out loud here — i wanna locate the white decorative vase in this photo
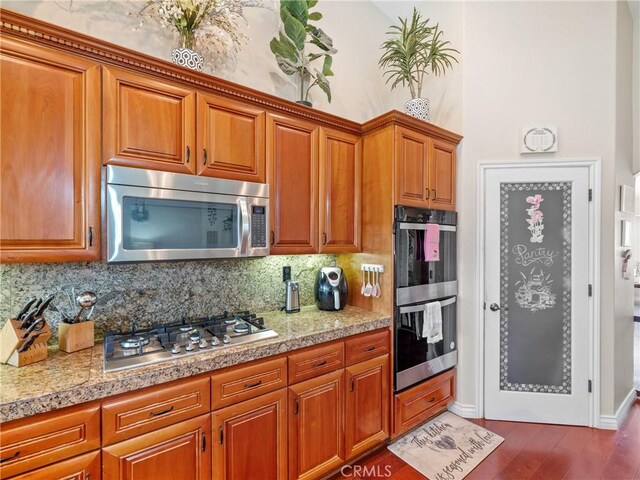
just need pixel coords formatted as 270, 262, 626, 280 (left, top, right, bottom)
404, 97, 431, 122
171, 48, 204, 72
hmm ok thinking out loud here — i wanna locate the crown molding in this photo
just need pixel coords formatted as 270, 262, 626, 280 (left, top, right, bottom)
362, 110, 463, 144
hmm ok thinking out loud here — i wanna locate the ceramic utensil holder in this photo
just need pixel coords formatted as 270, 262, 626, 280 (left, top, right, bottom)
0, 318, 51, 366
58, 321, 95, 353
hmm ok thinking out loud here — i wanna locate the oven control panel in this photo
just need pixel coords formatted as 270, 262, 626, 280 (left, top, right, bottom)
251, 206, 267, 248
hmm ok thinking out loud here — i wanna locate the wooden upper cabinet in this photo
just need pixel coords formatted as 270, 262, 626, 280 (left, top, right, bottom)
288, 369, 345, 480
103, 66, 196, 174
197, 93, 266, 182
394, 126, 430, 209
0, 37, 101, 263
429, 138, 457, 211
102, 413, 211, 480
213, 389, 287, 480
345, 354, 390, 460
318, 128, 361, 253
266, 113, 319, 254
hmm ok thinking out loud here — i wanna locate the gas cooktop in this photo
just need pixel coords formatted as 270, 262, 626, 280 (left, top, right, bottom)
103, 311, 278, 372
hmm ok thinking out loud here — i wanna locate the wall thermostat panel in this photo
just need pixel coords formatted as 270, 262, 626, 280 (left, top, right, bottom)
520, 126, 558, 153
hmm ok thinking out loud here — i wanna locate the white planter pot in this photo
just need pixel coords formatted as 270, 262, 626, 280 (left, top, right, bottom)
171, 48, 204, 72
404, 97, 431, 122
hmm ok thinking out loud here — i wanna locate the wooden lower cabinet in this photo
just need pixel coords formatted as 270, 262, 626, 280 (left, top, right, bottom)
345, 355, 390, 460
212, 389, 287, 480
102, 414, 211, 480
8, 450, 100, 480
288, 369, 345, 480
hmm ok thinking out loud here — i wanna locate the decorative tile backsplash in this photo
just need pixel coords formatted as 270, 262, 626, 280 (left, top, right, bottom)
0, 255, 335, 340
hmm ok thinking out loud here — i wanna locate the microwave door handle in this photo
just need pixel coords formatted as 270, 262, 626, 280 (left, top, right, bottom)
239, 199, 250, 255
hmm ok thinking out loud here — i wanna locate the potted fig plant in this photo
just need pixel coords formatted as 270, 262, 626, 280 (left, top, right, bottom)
379, 7, 459, 121
270, 0, 336, 106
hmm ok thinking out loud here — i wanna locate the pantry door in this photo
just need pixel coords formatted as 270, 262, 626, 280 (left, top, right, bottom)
483, 164, 593, 425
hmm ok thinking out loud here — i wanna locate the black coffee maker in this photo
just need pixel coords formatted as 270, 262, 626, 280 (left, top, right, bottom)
314, 267, 348, 311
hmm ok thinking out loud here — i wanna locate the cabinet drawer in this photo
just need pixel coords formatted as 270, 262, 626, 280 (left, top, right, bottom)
0, 402, 100, 478
211, 357, 287, 409
288, 341, 344, 384
102, 376, 210, 446
345, 329, 389, 366
8, 450, 100, 480
394, 368, 455, 437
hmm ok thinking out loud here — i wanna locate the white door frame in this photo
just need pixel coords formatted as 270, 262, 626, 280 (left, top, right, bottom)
476, 159, 601, 427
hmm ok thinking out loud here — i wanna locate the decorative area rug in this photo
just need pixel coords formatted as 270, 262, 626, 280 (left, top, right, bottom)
387, 412, 504, 480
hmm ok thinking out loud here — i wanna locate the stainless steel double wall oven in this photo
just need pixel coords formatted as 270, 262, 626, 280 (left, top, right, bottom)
394, 206, 458, 391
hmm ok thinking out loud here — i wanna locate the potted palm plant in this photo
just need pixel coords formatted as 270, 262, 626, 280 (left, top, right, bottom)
379, 7, 459, 122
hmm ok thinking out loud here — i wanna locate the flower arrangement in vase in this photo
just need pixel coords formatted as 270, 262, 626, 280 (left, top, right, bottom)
378, 7, 459, 122
137, 0, 260, 71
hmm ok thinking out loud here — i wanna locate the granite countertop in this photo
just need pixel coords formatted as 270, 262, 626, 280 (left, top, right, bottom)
0, 305, 390, 423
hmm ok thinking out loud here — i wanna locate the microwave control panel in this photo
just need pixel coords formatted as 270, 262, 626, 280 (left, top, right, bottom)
251, 206, 267, 248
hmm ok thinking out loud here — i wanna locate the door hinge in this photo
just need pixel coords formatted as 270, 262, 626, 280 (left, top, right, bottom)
588, 380, 592, 393
588, 188, 593, 201
588, 284, 592, 296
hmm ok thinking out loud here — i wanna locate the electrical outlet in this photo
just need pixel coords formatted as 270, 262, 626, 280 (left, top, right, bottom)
283, 266, 291, 282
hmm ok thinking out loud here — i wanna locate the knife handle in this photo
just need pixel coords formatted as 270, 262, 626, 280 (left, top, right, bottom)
17, 333, 39, 353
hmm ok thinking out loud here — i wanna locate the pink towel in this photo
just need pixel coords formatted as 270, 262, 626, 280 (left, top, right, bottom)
424, 224, 440, 262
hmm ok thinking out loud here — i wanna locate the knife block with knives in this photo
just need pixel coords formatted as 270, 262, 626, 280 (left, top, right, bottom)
0, 317, 51, 367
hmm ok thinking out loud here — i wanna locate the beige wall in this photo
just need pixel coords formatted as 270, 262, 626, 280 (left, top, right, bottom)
614, 1, 636, 409
456, 1, 630, 419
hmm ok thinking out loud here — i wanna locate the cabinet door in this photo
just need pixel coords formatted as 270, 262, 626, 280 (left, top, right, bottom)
345, 355, 390, 460
266, 113, 318, 254
318, 128, 361, 253
0, 38, 101, 263
394, 126, 430, 208
103, 66, 196, 174
10, 450, 100, 480
288, 369, 344, 480
212, 389, 287, 480
429, 138, 457, 211
102, 414, 211, 480
197, 93, 265, 182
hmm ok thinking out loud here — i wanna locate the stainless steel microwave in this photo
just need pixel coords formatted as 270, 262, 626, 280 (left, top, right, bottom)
106, 166, 269, 263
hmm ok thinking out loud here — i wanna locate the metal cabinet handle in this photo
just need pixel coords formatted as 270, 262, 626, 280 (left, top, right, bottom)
244, 380, 262, 389
294, 398, 299, 415
432, 188, 436, 200
428, 396, 436, 403
364, 346, 376, 352
219, 426, 224, 444
203, 148, 207, 165
186, 146, 191, 163
88, 226, 93, 247
323, 233, 327, 245
313, 360, 327, 368
350, 378, 355, 392
149, 405, 174, 417
0, 451, 19, 463
425, 188, 430, 200
201, 432, 206, 452
270, 231, 275, 246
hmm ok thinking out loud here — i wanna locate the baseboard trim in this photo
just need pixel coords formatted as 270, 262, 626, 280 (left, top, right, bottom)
448, 401, 479, 418
599, 388, 636, 430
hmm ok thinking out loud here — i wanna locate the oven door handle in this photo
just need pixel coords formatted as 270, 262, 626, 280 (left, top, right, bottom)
397, 223, 456, 232
398, 296, 456, 314
239, 198, 250, 255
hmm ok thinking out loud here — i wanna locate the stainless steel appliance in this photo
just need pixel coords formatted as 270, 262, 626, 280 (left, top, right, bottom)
284, 280, 300, 314
103, 311, 277, 372
106, 166, 269, 263
393, 206, 457, 391
314, 267, 348, 311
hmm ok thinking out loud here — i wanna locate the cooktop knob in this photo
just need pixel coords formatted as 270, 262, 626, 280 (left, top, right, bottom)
171, 344, 181, 354
185, 342, 195, 351
211, 337, 220, 347
199, 338, 208, 349
222, 334, 231, 344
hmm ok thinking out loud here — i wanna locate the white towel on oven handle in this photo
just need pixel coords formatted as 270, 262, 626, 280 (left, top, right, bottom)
422, 301, 443, 344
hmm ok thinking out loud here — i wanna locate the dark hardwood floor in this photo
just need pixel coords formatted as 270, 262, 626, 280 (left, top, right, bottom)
336, 398, 640, 480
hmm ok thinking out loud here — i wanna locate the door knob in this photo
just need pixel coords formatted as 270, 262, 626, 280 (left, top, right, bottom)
489, 303, 500, 311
